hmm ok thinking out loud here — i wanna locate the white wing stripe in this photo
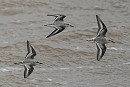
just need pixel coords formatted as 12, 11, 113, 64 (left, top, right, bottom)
96, 42, 102, 59
97, 20, 103, 36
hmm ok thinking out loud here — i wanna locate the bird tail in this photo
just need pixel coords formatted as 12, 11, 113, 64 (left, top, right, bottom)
44, 24, 55, 28
86, 38, 95, 42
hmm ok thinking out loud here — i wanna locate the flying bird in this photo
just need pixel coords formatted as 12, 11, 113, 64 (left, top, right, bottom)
44, 14, 74, 38
14, 40, 42, 78
87, 15, 115, 61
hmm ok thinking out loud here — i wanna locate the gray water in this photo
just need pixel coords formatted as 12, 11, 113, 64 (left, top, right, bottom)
0, 0, 130, 87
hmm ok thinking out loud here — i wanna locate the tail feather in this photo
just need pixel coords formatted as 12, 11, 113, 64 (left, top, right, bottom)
86, 38, 95, 42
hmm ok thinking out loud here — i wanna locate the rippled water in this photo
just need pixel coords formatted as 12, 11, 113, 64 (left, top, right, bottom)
0, 0, 130, 87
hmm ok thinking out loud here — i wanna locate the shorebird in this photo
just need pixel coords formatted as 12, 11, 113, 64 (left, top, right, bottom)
87, 15, 115, 61
14, 40, 42, 78
44, 14, 74, 38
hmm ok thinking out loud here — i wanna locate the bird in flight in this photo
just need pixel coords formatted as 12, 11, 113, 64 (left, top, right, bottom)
14, 40, 42, 78
87, 15, 115, 61
44, 14, 74, 38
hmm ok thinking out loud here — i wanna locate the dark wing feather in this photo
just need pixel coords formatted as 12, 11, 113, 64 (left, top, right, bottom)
24, 65, 34, 78
25, 41, 36, 59
54, 15, 66, 22
46, 26, 65, 38
96, 15, 107, 37
46, 28, 58, 38
47, 14, 66, 22
96, 42, 106, 61
52, 26, 65, 36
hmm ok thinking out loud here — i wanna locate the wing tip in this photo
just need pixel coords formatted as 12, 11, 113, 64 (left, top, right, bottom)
96, 15, 99, 19
27, 40, 29, 44
97, 58, 100, 61
96, 15, 100, 21
46, 35, 50, 38
24, 76, 28, 78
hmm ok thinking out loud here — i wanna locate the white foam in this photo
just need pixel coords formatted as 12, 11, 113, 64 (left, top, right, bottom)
107, 47, 118, 50
41, 68, 46, 71
123, 62, 130, 65
94, 5, 100, 8
6, 67, 21, 70
118, 48, 130, 51
108, 47, 130, 51
76, 66, 83, 69
55, 81, 68, 85
60, 68, 70, 70
48, 67, 70, 71
47, 78, 53, 81
75, 46, 79, 50
30, 79, 36, 82
0, 68, 10, 72
40, 65, 101, 72
49, 68, 58, 71
107, 65, 112, 66
2, 42, 8, 44
0, 67, 22, 72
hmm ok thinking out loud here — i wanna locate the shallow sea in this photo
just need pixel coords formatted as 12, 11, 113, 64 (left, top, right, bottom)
0, 0, 130, 87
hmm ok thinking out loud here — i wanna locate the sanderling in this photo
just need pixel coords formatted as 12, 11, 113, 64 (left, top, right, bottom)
44, 14, 74, 38
14, 40, 42, 78
87, 15, 115, 61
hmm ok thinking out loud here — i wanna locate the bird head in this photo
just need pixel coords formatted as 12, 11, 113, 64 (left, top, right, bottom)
65, 23, 74, 28
36, 61, 43, 64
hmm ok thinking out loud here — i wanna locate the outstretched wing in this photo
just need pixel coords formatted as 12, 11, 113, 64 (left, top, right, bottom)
47, 14, 66, 22
46, 28, 58, 38
55, 15, 66, 22
96, 15, 107, 37
96, 42, 106, 61
25, 40, 36, 59
24, 65, 34, 78
46, 26, 65, 38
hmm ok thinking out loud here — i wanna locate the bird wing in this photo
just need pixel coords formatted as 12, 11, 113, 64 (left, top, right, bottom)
46, 26, 65, 38
54, 15, 66, 22
24, 65, 34, 78
25, 40, 36, 59
96, 42, 106, 61
96, 15, 107, 37
47, 14, 66, 22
